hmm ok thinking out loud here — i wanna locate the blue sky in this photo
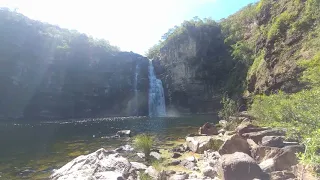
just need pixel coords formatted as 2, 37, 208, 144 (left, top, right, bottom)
0, 0, 258, 55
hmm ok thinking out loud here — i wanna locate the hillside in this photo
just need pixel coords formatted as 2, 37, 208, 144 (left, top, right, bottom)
148, 0, 320, 100
147, 0, 320, 171
0, 8, 149, 120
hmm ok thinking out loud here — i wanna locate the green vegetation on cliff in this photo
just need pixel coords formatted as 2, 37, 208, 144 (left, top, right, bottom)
148, 0, 320, 170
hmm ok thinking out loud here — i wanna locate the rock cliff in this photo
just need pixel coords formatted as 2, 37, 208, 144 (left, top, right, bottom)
0, 8, 149, 120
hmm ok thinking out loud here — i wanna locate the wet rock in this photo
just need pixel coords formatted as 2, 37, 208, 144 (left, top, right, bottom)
150, 151, 161, 160
218, 135, 250, 155
50, 148, 130, 180
199, 122, 218, 135
261, 136, 284, 148
242, 129, 286, 143
172, 152, 182, 158
251, 145, 304, 171
131, 162, 147, 171
219, 152, 264, 180
270, 170, 295, 180
116, 130, 131, 137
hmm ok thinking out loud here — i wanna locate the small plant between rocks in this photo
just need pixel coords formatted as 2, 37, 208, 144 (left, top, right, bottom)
218, 94, 239, 121
133, 134, 154, 162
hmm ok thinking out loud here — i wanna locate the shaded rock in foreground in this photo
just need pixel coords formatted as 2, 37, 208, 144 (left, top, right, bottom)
50, 148, 131, 180
219, 152, 265, 180
261, 136, 284, 148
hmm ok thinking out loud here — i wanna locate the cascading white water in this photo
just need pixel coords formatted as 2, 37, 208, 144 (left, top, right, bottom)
148, 60, 166, 117
133, 63, 140, 115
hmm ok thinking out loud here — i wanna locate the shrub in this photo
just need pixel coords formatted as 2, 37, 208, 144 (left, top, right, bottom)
248, 50, 266, 78
297, 129, 320, 166
250, 88, 320, 168
299, 53, 320, 86
268, 11, 296, 40
133, 134, 154, 161
218, 94, 239, 120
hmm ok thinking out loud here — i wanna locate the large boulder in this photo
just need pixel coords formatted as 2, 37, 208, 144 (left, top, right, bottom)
50, 148, 131, 180
218, 135, 250, 155
242, 129, 286, 143
261, 136, 284, 148
236, 123, 269, 136
219, 152, 265, 180
251, 145, 304, 171
199, 122, 219, 135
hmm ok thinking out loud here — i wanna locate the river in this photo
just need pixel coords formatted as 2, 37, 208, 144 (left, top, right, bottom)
0, 115, 217, 179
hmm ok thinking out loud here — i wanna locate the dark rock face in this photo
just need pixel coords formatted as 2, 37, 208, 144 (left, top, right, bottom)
152, 23, 232, 114
0, 9, 151, 121
1, 50, 149, 120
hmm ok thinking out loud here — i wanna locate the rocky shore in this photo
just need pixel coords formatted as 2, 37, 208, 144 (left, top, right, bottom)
50, 112, 315, 180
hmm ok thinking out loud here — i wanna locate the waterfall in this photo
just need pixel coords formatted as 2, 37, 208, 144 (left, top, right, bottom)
148, 60, 166, 117
133, 63, 140, 116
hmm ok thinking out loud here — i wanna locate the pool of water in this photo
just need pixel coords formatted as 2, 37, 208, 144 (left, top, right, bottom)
0, 115, 217, 179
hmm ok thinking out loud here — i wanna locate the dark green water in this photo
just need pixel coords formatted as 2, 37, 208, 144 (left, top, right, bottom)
0, 115, 216, 179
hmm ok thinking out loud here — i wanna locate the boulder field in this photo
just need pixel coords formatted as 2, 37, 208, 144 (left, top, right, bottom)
51, 112, 314, 180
